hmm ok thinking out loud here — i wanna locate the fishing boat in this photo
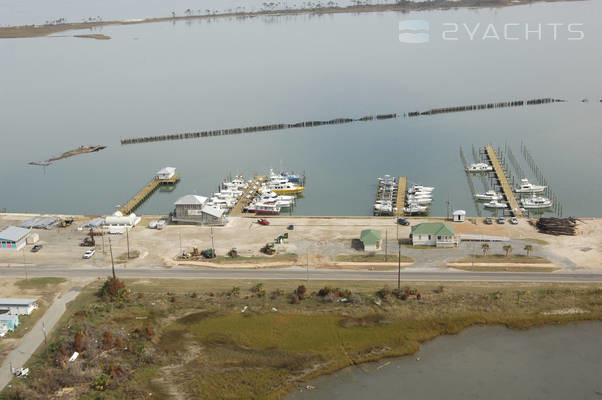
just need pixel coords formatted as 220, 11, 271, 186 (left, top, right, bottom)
514, 178, 547, 193
266, 182, 305, 195
254, 202, 281, 215
406, 196, 432, 205
466, 163, 493, 173
474, 190, 503, 201
483, 200, 508, 209
403, 203, 429, 214
280, 171, 301, 183
407, 185, 435, 194
521, 195, 553, 209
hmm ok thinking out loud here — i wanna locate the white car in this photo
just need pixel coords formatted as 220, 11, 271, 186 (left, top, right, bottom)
83, 248, 96, 259
510, 217, 519, 225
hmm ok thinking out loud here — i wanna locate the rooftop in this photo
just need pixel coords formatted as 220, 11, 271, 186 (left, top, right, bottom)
201, 204, 225, 218
175, 195, 208, 206
411, 222, 455, 237
360, 229, 382, 245
0, 226, 30, 242
0, 298, 37, 306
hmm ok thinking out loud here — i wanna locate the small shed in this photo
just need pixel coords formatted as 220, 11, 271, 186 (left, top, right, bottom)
360, 229, 382, 252
0, 226, 30, 251
156, 167, 176, 180
0, 299, 37, 315
199, 205, 227, 226
453, 210, 466, 222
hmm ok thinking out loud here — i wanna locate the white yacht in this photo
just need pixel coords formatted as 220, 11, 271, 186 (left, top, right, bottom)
474, 190, 503, 201
406, 196, 432, 205
483, 200, 508, 209
521, 195, 553, 209
253, 202, 281, 215
408, 185, 435, 194
466, 163, 493, 173
403, 203, 429, 214
514, 178, 547, 193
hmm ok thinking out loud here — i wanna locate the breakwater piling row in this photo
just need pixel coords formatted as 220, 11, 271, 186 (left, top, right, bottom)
520, 141, 563, 217
120, 97, 563, 145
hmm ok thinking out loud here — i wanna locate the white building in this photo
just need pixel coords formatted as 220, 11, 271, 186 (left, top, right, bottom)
0, 226, 30, 251
0, 299, 38, 315
155, 167, 176, 180
453, 210, 466, 222
410, 223, 457, 248
105, 211, 140, 234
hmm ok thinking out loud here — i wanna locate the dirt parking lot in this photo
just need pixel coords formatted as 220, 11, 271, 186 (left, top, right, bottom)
1, 214, 600, 270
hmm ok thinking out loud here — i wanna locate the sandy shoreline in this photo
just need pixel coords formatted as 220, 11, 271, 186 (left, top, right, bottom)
0, 0, 581, 39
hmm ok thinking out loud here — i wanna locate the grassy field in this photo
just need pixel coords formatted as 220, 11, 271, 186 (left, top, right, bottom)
210, 253, 299, 264
455, 254, 552, 264
14, 277, 66, 289
521, 238, 550, 246
2, 279, 601, 400
335, 254, 414, 263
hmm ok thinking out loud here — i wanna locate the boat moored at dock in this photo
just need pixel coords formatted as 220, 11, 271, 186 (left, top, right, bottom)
514, 178, 547, 193
521, 195, 553, 209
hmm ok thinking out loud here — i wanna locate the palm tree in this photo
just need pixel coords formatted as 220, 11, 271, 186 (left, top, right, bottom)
524, 244, 533, 257
481, 243, 490, 256
503, 244, 513, 257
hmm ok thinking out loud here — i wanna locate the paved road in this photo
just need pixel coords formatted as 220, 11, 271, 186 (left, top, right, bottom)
1, 265, 602, 283
0, 286, 81, 392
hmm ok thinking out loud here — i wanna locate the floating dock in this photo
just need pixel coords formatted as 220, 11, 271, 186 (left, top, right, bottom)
229, 176, 265, 216
395, 177, 407, 216
120, 175, 179, 215
483, 146, 522, 217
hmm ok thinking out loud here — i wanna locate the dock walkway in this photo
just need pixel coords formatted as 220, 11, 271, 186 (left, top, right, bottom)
395, 177, 407, 216
229, 176, 265, 216
484, 146, 522, 217
120, 175, 179, 215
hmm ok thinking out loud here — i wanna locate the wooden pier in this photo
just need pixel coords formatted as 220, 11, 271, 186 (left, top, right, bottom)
229, 176, 265, 216
483, 146, 522, 217
120, 175, 179, 215
395, 177, 407, 216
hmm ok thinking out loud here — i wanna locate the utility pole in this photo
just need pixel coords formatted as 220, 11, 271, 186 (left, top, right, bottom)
101, 231, 105, 255
179, 231, 182, 255
397, 245, 401, 291
22, 248, 28, 280
210, 227, 215, 255
126, 227, 130, 260
385, 230, 388, 262
43, 321, 48, 357
109, 235, 116, 279
306, 250, 309, 283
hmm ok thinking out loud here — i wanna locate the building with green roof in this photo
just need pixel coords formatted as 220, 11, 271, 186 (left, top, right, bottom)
360, 229, 382, 252
410, 223, 457, 247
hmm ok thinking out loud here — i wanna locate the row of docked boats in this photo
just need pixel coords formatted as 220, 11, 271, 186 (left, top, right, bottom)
404, 184, 435, 215
474, 178, 552, 210
204, 175, 250, 211
244, 170, 305, 215
373, 175, 398, 215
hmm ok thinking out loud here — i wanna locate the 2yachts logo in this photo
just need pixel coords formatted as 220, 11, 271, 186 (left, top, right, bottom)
399, 20, 584, 43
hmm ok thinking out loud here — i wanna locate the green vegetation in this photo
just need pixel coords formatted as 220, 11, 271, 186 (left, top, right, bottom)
14, 277, 66, 289
455, 254, 552, 264
201, 253, 298, 264
335, 254, 414, 263
2, 279, 600, 400
116, 250, 140, 262
522, 238, 550, 246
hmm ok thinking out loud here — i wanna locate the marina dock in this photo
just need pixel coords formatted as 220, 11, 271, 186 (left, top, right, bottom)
120, 175, 179, 215
229, 176, 265, 216
484, 146, 523, 217
395, 177, 407, 216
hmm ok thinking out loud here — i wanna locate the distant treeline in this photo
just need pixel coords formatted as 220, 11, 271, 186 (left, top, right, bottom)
120, 97, 564, 145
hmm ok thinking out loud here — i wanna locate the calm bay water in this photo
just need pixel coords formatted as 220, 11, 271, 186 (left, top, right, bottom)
0, 1, 601, 216
288, 322, 602, 400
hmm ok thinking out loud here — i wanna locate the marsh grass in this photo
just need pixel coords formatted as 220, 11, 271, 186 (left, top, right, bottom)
3, 279, 601, 400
